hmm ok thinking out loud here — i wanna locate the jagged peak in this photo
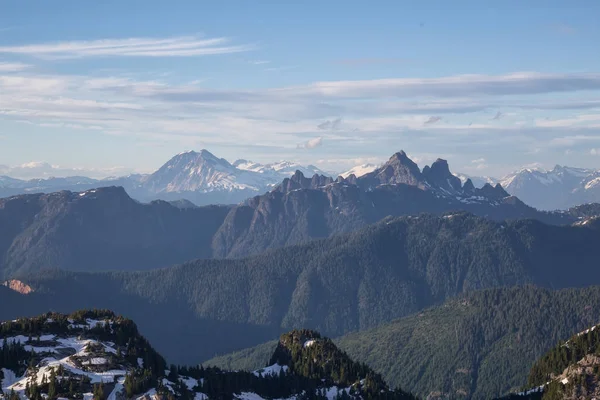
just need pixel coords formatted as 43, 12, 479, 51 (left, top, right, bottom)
463, 178, 475, 192
291, 170, 306, 181
478, 182, 510, 199
422, 158, 462, 192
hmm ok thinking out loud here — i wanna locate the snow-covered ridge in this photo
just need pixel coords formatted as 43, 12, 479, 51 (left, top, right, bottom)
464, 164, 600, 210
339, 164, 378, 179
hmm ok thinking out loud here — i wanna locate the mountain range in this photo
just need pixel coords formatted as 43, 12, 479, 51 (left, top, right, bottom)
2, 150, 600, 400
0, 150, 329, 206
3, 151, 599, 279
3, 213, 600, 367
457, 166, 600, 211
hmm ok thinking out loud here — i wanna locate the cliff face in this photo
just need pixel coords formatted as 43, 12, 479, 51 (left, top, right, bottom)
3, 279, 33, 294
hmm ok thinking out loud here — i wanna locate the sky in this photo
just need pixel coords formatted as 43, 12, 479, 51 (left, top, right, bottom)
1, 0, 600, 179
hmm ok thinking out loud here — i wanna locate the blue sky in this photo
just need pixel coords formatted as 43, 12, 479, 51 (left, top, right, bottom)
1, 0, 599, 178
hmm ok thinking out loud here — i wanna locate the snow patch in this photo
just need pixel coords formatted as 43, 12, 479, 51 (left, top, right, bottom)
253, 363, 289, 377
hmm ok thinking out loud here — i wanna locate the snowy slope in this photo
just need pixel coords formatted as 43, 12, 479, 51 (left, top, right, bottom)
141, 150, 275, 193
454, 173, 497, 188
339, 164, 377, 178
0, 313, 406, 400
498, 165, 600, 210
234, 159, 329, 179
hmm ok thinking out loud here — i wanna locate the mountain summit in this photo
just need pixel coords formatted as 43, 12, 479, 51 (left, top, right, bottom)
141, 150, 271, 194
359, 151, 423, 188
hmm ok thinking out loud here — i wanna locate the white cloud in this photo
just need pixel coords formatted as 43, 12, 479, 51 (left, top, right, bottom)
3, 66, 600, 172
297, 137, 323, 149
317, 118, 342, 130
0, 161, 135, 179
0, 35, 253, 58
0, 62, 30, 72
592, 148, 600, 156
471, 158, 486, 164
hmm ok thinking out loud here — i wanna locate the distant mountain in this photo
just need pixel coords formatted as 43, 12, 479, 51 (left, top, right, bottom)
5, 213, 600, 366
339, 164, 378, 178
2, 151, 598, 279
234, 159, 329, 179
461, 165, 600, 211
454, 173, 497, 189
0, 186, 229, 278
0, 311, 414, 400
0, 150, 331, 206
213, 151, 585, 258
206, 285, 600, 400
498, 165, 600, 211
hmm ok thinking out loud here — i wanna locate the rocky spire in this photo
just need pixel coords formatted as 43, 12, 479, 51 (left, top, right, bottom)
422, 159, 462, 192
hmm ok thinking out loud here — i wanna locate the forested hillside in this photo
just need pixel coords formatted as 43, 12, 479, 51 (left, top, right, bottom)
524, 320, 600, 399
3, 213, 600, 366
0, 312, 414, 400
0, 187, 230, 278
207, 286, 600, 400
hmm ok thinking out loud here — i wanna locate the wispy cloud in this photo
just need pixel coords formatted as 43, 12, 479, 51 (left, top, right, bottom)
297, 137, 323, 149
3, 67, 600, 174
249, 60, 270, 65
492, 111, 503, 120
0, 161, 135, 179
264, 65, 297, 72
334, 58, 410, 66
317, 118, 342, 130
0, 35, 254, 59
424, 116, 442, 125
0, 62, 31, 72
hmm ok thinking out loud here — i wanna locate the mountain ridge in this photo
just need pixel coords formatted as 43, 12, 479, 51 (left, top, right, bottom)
3, 213, 600, 366
0, 150, 331, 207
0, 311, 414, 400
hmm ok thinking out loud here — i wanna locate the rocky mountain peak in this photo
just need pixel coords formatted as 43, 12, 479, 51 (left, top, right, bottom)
463, 178, 475, 193
479, 183, 510, 199
359, 150, 423, 187
274, 171, 334, 194
422, 158, 462, 192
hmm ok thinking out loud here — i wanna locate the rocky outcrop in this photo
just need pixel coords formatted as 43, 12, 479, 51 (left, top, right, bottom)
2, 279, 33, 294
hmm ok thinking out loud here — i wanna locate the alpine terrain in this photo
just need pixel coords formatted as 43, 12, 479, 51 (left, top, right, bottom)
0, 311, 414, 400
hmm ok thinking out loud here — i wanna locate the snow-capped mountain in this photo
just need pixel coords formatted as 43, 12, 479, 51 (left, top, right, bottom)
233, 159, 328, 179
141, 150, 274, 194
498, 165, 600, 210
339, 163, 378, 178
0, 150, 332, 206
454, 173, 497, 189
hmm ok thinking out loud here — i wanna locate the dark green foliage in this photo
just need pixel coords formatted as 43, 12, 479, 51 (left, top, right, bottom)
528, 322, 600, 387
1, 167, 593, 280
12, 214, 600, 363
5, 213, 600, 364
0, 187, 230, 279
269, 329, 407, 397
207, 286, 600, 400
0, 311, 416, 400
206, 340, 278, 371
0, 336, 28, 375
